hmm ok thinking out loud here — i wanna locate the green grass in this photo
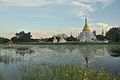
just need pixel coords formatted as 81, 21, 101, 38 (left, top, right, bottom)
22, 64, 120, 80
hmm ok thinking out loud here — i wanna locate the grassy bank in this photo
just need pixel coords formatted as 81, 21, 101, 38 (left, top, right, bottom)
1, 41, 120, 45
22, 64, 120, 80
11, 42, 120, 45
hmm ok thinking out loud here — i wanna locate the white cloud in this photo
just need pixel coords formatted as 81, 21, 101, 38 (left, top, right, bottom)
31, 23, 115, 39
0, 32, 15, 39
0, 0, 116, 16
0, 23, 117, 39
94, 23, 108, 27
31, 28, 83, 39
91, 23, 119, 33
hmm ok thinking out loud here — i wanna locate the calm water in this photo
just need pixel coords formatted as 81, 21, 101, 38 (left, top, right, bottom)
0, 44, 120, 80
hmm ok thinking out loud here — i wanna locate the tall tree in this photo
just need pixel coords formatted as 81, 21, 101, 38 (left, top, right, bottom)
11, 31, 32, 42
106, 27, 120, 42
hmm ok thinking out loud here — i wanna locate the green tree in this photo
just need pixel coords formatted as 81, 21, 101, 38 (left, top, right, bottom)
96, 35, 105, 41
11, 31, 32, 42
106, 27, 120, 42
0, 37, 10, 43
66, 35, 77, 41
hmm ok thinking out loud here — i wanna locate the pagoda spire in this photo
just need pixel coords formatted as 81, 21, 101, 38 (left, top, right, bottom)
83, 17, 90, 31
85, 17, 87, 25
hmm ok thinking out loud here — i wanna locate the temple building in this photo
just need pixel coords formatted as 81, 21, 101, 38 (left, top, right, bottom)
67, 33, 77, 41
78, 18, 96, 42
59, 36, 66, 43
53, 36, 58, 43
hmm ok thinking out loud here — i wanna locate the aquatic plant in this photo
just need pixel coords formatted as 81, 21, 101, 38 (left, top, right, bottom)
22, 64, 120, 80
17, 47, 29, 50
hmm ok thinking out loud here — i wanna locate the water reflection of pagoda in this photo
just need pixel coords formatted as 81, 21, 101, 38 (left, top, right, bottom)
78, 18, 96, 42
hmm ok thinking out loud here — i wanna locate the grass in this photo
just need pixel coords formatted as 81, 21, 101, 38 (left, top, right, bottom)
22, 64, 120, 80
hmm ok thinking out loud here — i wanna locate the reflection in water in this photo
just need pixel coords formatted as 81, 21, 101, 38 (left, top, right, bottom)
0, 44, 113, 65
8, 41, 13, 47
9, 45, 112, 62
0, 49, 22, 64
85, 56, 90, 67
0, 44, 120, 80
16, 47, 34, 56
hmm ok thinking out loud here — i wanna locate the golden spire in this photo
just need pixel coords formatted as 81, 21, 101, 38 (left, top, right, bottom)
83, 18, 90, 31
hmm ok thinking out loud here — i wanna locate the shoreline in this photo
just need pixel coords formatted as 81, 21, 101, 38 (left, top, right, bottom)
1, 42, 120, 45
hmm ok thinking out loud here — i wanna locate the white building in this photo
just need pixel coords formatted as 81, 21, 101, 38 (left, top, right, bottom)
53, 36, 58, 43
78, 18, 96, 42
59, 36, 66, 43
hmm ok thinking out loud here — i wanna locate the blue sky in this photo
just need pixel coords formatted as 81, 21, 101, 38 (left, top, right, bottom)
0, 0, 120, 38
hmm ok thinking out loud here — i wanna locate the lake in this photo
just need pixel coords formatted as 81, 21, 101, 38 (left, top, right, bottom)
0, 44, 120, 80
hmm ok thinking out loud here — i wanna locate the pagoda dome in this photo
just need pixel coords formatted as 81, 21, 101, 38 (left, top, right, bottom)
83, 18, 90, 32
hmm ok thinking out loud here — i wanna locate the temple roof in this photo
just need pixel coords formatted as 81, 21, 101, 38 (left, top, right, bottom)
83, 18, 90, 32
53, 35, 57, 40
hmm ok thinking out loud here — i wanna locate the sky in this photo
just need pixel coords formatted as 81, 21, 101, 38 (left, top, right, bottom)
0, 0, 120, 39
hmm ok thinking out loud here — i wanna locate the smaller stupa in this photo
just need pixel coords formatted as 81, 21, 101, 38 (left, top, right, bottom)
53, 36, 58, 43
59, 36, 66, 43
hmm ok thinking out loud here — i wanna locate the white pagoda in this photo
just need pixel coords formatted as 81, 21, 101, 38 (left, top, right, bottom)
78, 18, 96, 42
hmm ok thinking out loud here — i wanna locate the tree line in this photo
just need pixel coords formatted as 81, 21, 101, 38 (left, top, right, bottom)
0, 27, 120, 43
96, 27, 120, 42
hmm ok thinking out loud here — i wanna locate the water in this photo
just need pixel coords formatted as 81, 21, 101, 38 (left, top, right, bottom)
0, 44, 120, 80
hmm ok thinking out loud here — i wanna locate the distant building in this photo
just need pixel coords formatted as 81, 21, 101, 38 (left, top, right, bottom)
59, 36, 66, 43
53, 36, 58, 43
67, 34, 77, 41
56, 33, 68, 39
78, 18, 96, 42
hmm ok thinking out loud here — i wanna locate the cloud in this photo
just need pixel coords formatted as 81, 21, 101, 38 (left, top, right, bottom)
31, 28, 82, 39
0, 0, 116, 16
0, 0, 114, 7
90, 23, 118, 33
94, 23, 108, 27
0, 32, 15, 39
0, 23, 117, 39
31, 24, 114, 39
